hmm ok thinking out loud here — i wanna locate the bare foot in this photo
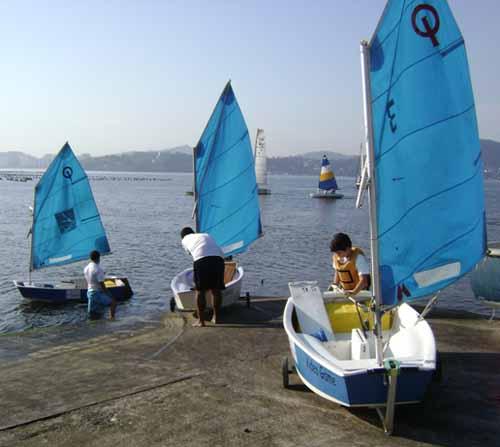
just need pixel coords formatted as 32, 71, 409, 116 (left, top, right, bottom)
192, 320, 205, 327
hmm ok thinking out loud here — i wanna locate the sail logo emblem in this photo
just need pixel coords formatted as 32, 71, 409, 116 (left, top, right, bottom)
62, 166, 73, 179
55, 208, 77, 234
411, 4, 440, 47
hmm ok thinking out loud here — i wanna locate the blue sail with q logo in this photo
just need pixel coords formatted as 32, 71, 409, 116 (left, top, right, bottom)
369, 0, 486, 305
31, 142, 110, 269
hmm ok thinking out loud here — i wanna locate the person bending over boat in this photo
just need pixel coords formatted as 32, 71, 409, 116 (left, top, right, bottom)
84, 250, 117, 320
180, 227, 225, 327
329, 232, 370, 296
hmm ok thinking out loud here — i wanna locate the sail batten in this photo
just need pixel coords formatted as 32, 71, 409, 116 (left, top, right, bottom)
197, 159, 254, 198
368, 0, 486, 306
31, 143, 110, 270
194, 82, 262, 257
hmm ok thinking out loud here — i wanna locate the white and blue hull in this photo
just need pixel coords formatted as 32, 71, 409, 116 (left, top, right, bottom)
291, 340, 433, 407
170, 266, 244, 311
14, 277, 133, 303
283, 296, 435, 408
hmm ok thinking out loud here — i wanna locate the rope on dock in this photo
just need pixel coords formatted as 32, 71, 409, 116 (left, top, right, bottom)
148, 313, 187, 360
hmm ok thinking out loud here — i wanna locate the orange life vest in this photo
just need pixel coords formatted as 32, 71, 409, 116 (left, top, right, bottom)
333, 247, 365, 291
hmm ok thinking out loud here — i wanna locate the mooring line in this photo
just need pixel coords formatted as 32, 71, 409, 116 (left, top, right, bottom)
148, 314, 188, 360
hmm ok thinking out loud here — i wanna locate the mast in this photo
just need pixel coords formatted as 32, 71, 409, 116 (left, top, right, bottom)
28, 183, 37, 283
360, 40, 384, 366
359, 143, 364, 176
191, 144, 198, 230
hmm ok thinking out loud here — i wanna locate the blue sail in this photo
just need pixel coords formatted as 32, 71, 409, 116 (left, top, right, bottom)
194, 82, 262, 256
369, 0, 486, 305
31, 142, 110, 270
318, 155, 339, 191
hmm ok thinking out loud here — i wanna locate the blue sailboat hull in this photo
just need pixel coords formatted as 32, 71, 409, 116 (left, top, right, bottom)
293, 343, 433, 407
14, 278, 133, 303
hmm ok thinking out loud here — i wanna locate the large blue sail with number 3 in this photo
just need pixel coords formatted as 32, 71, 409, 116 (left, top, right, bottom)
31, 142, 110, 270
369, 0, 486, 306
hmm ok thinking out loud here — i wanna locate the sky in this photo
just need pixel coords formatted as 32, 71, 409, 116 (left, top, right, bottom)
0, 0, 498, 157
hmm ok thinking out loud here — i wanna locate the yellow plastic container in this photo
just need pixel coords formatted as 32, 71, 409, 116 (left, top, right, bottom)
104, 279, 117, 288
325, 301, 392, 333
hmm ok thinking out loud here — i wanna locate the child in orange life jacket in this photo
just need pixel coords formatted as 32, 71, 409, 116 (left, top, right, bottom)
329, 232, 371, 296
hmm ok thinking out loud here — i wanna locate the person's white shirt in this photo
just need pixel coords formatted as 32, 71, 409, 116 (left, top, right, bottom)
182, 233, 224, 261
84, 261, 105, 292
335, 253, 370, 275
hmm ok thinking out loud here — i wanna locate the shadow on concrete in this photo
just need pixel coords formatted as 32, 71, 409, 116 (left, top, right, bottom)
286, 383, 311, 393
171, 297, 286, 329
347, 351, 500, 445
215, 298, 286, 328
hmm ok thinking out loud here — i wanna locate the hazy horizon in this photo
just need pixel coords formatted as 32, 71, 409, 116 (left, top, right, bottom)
0, 143, 357, 159
1, 0, 499, 158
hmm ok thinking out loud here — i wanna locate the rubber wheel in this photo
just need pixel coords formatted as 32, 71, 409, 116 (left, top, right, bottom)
282, 356, 290, 389
169, 297, 176, 313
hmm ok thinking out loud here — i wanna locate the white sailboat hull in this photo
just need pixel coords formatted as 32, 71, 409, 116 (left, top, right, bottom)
170, 266, 244, 311
283, 290, 436, 407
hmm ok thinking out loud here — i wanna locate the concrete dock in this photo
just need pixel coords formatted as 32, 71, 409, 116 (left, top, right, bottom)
0, 298, 499, 446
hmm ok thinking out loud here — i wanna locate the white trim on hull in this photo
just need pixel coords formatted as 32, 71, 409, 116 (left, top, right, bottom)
170, 266, 244, 311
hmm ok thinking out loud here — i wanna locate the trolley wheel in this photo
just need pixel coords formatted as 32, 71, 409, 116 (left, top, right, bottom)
169, 297, 176, 313
282, 356, 290, 389
433, 350, 443, 383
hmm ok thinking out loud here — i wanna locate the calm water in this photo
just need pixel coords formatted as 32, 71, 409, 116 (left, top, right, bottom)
1, 172, 499, 334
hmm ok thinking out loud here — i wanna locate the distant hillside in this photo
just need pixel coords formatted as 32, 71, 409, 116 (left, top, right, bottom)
269, 140, 500, 177
268, 153, 358, 176
302, 150, 353, 161
1, 140, 499, 176
0, 145, 193, 172
0, 151, 53, 169
80, 146, 192, 172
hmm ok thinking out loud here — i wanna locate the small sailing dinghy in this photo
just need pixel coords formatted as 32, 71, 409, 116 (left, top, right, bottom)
309, 155, 343, 199
254, 128, 271, 195
171, 82, 263, 311
284, 0, 486, 433
470, 242, 500, 319
14, 142, 132, 303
